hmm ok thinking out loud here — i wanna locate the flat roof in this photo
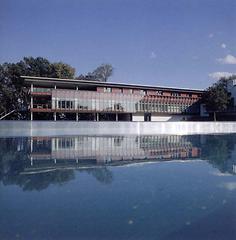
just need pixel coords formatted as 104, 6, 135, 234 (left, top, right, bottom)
22, 76, 204, 93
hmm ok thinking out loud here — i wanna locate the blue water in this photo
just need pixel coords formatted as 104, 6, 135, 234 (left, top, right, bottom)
0, 135, 236, 239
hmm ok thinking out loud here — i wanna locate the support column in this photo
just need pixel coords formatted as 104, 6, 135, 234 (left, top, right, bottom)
96, 113, 99, 121
54, 112, 57, 121
30, 138, 33, 153
31, 95, 33, 108
76, 112, 79, 121
116, 113, 118, 122
30, 84, 33, 121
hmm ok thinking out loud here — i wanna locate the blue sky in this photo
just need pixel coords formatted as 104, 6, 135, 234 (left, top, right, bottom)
1, 0, 236, 89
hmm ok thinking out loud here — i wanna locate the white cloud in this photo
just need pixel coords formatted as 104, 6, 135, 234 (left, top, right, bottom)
208, 33, 214, 38
208, 72, 235, 80
217, 54, 236, 64
149, 51, 157, 59
221, 43, 227, 49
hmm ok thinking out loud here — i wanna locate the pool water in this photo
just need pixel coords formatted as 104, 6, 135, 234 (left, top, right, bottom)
0, 135, 236, 240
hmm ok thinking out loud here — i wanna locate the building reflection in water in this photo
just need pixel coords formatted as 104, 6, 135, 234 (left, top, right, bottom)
29, 135, 201, 171
0, 134, 236, 191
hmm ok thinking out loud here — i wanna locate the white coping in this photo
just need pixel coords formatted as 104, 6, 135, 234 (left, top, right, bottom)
1, 121, 236, 137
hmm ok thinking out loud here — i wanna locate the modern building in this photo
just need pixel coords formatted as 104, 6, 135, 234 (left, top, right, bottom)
227, 78, 236, 106
23, 76, 203, 121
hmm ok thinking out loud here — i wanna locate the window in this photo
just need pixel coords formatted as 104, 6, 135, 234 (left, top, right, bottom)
104, 87, 111, 93
140, 90, 146, 95
156, 91, 163, 96
171, 92, 180, 97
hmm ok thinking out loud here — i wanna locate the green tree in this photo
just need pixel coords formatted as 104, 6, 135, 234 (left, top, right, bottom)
52, 62, 75, 79
91, 64, 113, 82
201, 78, 232, 121
0, 57, 76, 119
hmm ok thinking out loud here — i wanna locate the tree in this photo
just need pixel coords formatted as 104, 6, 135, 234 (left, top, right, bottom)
201, 78, 232, 121
91, 64, 113, 82
0, 57, 76, 119
51, 62, 75, 79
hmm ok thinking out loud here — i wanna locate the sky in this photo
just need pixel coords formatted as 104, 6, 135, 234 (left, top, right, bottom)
0, 0, 236, 89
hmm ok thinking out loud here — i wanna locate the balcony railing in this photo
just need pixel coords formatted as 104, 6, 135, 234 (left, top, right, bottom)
32, 104, 51, 109
32, 88, 51, 93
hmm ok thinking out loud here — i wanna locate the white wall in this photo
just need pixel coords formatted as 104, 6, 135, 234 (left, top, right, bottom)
132, 114, 144, 121
2, 121, 236, 137
151, 115, 185, 122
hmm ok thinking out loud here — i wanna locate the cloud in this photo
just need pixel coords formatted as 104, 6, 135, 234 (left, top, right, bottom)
149, 51, 157, 59
208, 33, 214, 38
209, 72, 235, 80
217, 54, 236, 64
221, 43, 227, 49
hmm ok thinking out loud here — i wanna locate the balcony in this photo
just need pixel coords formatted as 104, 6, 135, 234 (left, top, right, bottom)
31, 88, 52, 96
31, 104, 52, 112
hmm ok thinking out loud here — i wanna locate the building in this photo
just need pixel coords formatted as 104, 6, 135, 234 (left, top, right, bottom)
227, 78, 236, 106
23, 76, 203, 121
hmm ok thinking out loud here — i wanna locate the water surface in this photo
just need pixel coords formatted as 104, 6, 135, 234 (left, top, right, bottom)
0, 134, 236, 239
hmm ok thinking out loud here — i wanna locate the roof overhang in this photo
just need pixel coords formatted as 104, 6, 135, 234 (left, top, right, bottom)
21, 76, 204, 93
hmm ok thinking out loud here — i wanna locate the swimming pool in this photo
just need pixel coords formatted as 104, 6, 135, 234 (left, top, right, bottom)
0, 134, 235, 239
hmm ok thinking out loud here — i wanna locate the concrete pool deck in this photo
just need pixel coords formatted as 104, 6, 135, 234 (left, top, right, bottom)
1, 121, 236, 137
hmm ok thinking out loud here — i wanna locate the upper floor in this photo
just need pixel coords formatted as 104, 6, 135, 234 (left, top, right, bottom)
23, 76, 203, 99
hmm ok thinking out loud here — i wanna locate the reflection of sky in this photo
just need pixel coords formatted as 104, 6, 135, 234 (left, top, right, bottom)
0, 135, 236, 238
220, 182, 236, 191
0, 161, 235, 239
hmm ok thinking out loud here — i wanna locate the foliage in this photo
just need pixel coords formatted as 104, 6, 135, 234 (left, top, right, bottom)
201, 78, 232, 120
91, 64, 113, 82
76, 64, 113, 82
52, 62, 75, 79
0, 57, 75, 119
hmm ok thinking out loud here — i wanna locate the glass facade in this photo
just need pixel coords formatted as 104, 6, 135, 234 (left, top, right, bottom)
32, 87, 51, 93
51, 89, 200, 114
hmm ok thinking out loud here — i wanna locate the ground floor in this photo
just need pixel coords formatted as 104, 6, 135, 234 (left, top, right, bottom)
30, 111, 194, 122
